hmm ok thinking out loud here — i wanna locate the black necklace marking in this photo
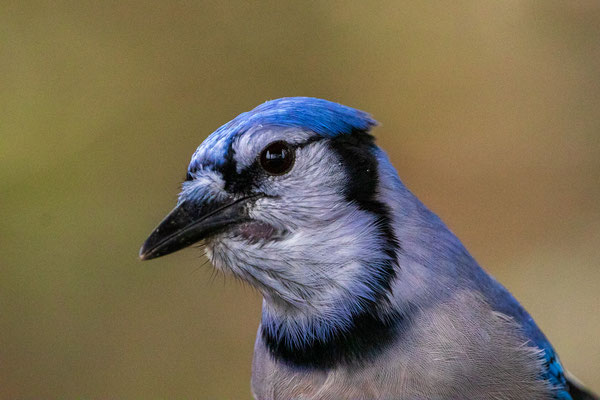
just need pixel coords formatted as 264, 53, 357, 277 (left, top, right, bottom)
262, 307, 403, 369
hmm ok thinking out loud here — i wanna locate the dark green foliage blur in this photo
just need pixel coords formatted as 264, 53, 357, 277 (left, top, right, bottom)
1, 1, 599, 398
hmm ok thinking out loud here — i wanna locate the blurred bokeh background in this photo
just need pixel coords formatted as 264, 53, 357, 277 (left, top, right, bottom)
1, 1, 599, 398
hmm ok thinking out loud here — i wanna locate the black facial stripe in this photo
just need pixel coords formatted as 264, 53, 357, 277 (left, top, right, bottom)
262, 130, 403, 369
328, 131, 400, 300
187, 136, 323, 188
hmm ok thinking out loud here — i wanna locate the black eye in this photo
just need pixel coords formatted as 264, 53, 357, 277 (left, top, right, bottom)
259, 141, 295, 175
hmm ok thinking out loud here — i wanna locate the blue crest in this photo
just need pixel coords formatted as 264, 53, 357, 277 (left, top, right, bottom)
188, 97, 377, 172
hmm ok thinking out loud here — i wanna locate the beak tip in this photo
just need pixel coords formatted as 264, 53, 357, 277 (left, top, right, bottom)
138, 244, 152, 261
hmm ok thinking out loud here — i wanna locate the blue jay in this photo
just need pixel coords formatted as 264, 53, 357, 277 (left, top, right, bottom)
140, 97, 597, 399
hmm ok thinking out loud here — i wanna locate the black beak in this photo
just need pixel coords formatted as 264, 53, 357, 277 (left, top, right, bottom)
139, 196, 254, 261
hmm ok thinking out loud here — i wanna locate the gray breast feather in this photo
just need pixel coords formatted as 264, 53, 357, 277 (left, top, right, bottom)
252, 290, 553, 400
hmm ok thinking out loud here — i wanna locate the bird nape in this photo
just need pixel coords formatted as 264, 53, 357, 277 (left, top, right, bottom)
140, 97, 597, 400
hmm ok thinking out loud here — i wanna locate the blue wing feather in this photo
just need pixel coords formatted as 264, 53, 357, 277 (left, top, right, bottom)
540, 346, 572, 399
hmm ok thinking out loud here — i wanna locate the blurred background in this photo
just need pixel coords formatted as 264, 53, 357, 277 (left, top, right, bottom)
1, 1, 599, 398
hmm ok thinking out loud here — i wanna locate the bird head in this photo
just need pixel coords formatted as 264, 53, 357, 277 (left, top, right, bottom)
140, 97, 402, 359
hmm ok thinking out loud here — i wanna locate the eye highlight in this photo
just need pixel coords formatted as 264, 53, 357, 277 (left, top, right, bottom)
259, 141, 295, 175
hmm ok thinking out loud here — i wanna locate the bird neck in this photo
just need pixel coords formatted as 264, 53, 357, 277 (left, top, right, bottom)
257, 143, 408, 369
260, 293, 403, 369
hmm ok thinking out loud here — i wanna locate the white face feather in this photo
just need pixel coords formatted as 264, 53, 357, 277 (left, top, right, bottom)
179, 169, 228, 204
200, 128, 393, 339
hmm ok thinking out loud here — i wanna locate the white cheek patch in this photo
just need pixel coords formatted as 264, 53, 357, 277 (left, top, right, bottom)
248, 142, 348, 231
213, 201, 385, 305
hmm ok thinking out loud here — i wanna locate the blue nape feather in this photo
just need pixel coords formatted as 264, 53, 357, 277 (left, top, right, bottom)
188, 97, 377, 173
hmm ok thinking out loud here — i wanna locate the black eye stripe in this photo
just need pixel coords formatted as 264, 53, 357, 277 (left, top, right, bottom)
219, 136, 323, 193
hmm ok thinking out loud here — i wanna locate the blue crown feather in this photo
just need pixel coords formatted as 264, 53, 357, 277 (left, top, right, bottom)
188, 97, 377, 172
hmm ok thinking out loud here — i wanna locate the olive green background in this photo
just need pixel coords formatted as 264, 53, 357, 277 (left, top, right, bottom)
1, 1, 599, 398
